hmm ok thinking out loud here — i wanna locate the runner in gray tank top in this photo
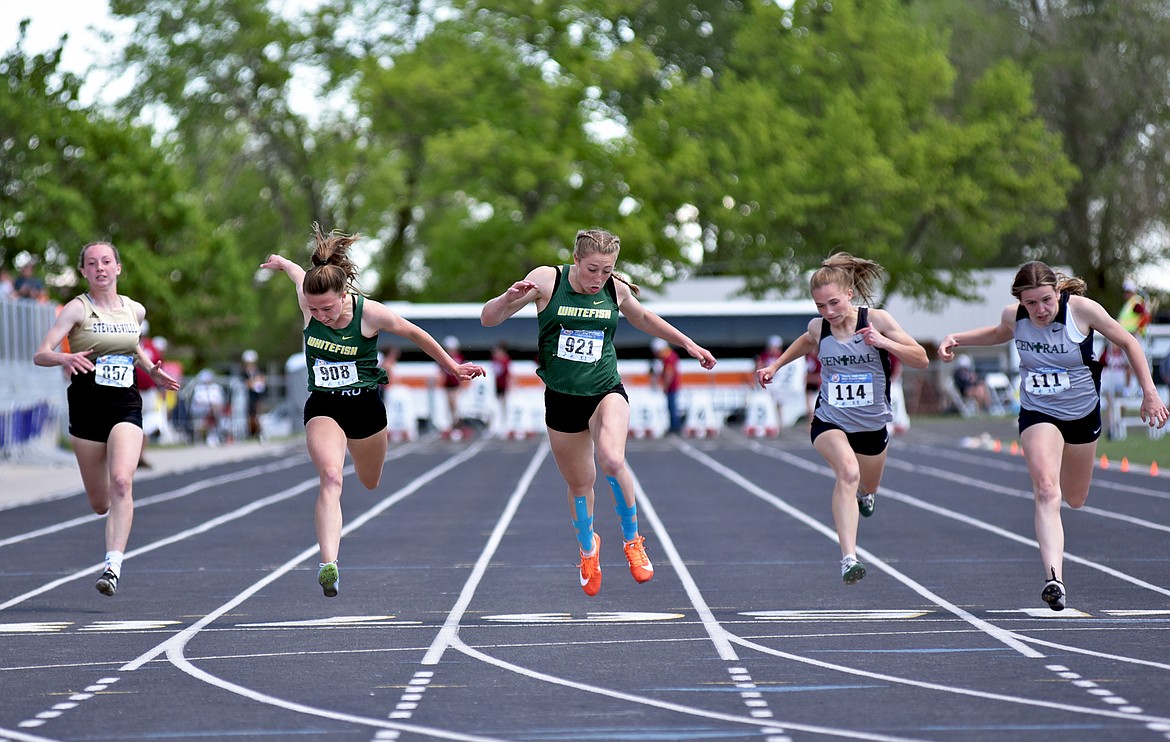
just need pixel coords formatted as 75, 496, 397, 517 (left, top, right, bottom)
757, 253, 928, 586
939, 261, 1167, 611
482, 228, 716, 597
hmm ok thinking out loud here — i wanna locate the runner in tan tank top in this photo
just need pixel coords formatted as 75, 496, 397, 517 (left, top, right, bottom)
33, 242, 179, 597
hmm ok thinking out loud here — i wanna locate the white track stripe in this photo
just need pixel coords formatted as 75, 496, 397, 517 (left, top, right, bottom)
627, 469, 738, 661
883, 456, 1170, 534
745, 442, 1170, 598
421, 441, 547, 665
0, 456, 308, 548
675, 438, 1044, 658
726, 632, 1170, 724
122, 439, 486, 672
448, 634, 922, 742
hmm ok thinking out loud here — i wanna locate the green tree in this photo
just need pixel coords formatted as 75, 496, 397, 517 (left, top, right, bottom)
628, 0, 1076, 301
920, 0, 1170, 304
1, 25, 258, 361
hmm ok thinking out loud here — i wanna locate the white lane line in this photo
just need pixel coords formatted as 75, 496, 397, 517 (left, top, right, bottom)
421, 441, 548, 665
628, 467, 737, 661
0, 476, 320, 612
884, 456, 1170, 535
123, 439, 486, 672
675, 439, 1043, 658
0, 446, 423, 611
447, 634, 921, 742
115, 441, 508, 742
898, 444, 1170, 501
0, 726, 62, 741
724, 632, 1170, 725
0, 456, 309, 547
746, 441, 1170, 598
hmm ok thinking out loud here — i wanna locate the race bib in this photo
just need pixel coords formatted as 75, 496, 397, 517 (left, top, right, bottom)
313, 359, 358, 388
557, 329, 604, 364
95, 354, 135, 388
826, 372, 874, 408
1025, 368, 1071, 396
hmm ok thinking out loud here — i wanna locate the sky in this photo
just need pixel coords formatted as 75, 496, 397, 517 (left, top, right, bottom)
4, 4, 1169, 294
2, 3, 135, 106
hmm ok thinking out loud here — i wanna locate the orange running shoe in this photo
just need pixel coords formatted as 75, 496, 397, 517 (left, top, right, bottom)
578, 534, 602, 596
623, 534, 654, 583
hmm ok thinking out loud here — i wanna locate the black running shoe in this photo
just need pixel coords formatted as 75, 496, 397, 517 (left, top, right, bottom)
1041, 568, 1065, 611
96, 569, 118, 596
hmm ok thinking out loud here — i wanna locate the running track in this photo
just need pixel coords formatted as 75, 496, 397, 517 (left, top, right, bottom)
1, 422, 1168, 742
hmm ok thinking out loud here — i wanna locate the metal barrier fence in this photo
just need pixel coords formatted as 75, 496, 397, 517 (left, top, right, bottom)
0, 298, 67, 459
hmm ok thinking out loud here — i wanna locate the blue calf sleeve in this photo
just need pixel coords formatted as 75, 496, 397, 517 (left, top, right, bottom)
607, 476, 639, 541
571, 496, 595, 553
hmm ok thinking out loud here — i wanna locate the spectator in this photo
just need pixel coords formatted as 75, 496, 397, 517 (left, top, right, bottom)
0, 268, 14, 300
189, 369, 226, 445
438, 335, 466, 433
1099, 341, 1130, 439
756, 334, 783, 369
756, 335, 786, 421
650, 337, 682, 434
953, 354, 993, 413
14, 262, 45, 301
135, 322, 164, 467
242, 349, 267, 439
803, 350, 822, 423
491, 341, 512, 409
1117, 279, 1152, 388
378, 345, 400, 388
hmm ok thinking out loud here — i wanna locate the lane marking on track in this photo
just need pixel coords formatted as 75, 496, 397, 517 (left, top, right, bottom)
676, 438, 1043, 658
118, 440, 509, 742
742, 440, 1170, 598
707, 436, 1170, 724
743, 610, 930, 621
0, 622, 71, 633
0, 455, 310, 547
79, 621, 182, 631
420, 441, 547, 666
883, 456, 1170, 535
448, 634, 923, 742
897, 442, 1170, 501
237, 616, 418, 628
0, 444, 416, 609
14, 676, 119, 733
987, 609, 1092, 618
723, 631, 1170, 725
481, 612, 684, 623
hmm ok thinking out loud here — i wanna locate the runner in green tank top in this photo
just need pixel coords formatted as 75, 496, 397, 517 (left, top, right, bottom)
482, 228, 716, 596
263, 224, 484, 598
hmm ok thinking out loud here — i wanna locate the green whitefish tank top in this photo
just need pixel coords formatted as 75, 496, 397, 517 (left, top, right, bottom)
303, 294, 388, 392
536, 265, 621, 395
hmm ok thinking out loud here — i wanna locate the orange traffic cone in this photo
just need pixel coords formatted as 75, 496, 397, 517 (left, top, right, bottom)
1010, 441, 1019, 455
1152, 461, 1161, 476
1099, 454, 1109, 469
993, 439, 1002, 452
1120, 457, 1130, 472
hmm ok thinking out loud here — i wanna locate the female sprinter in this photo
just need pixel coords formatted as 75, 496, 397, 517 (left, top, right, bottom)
480, 228, 716, 596
262, 224, 484, 597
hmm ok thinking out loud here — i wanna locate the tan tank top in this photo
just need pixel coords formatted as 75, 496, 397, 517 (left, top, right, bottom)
68, 294, 141, 358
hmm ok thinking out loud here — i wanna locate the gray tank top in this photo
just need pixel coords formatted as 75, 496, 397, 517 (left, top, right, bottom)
1014, 292, 1099, 419
815, 307, 892, 432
